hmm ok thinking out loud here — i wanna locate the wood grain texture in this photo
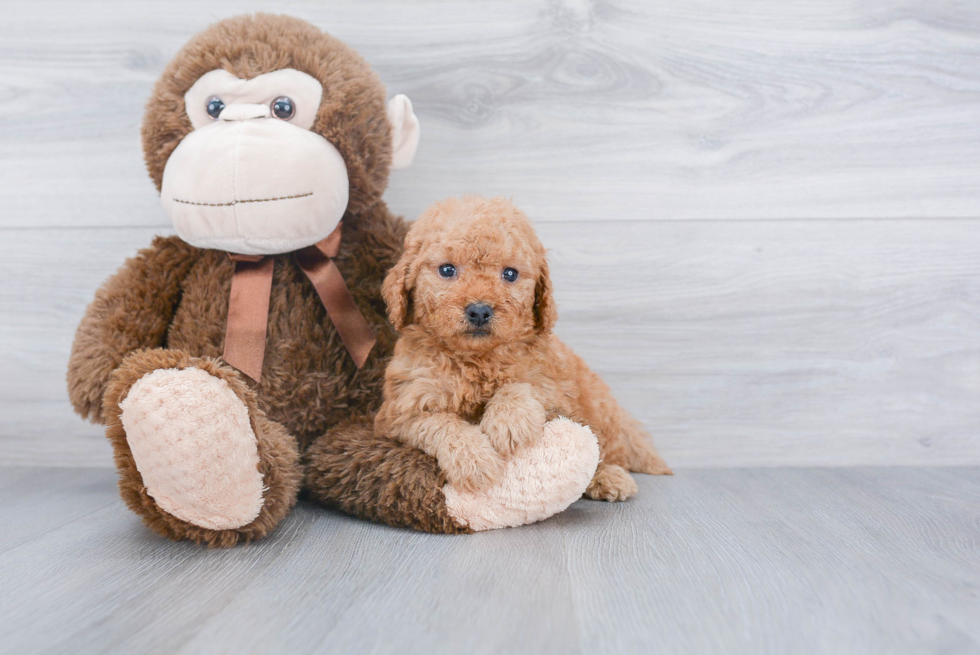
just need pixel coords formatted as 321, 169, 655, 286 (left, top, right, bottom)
1, 0, 980, 226
0, 466, 977, 654
2, 219, 977, 467
3, 5, 979, 651
1, 1, 979, 468
561, 467, 980, 653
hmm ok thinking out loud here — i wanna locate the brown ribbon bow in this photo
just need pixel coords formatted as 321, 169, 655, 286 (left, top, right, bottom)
223, 221, 376, 382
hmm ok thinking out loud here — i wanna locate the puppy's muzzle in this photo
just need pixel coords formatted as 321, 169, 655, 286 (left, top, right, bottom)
465, 303, 493, 328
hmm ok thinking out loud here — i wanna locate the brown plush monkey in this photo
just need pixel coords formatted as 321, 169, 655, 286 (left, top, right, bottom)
68, 14, 596, 545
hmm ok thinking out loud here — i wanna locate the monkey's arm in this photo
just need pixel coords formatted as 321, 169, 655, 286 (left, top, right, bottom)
378, 406, 504, 494
67, 235, 200, 423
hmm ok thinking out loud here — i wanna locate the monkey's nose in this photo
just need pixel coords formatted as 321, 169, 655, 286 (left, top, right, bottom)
465, 303, 494, 328
219, 103, 272, 121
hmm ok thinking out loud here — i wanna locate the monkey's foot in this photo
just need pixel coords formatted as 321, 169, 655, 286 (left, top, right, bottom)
443, 417, 599, 531
103, 349, 300, 546
119, 366, 264, 530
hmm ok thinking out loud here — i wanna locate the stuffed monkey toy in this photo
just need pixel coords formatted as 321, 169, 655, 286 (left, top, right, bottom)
68, 14, 599, 545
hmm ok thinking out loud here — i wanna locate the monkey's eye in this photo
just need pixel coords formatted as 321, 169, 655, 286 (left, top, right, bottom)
438, 264, 457, 278
206, 97, 225, 120
502, 268, 519, 283
271, 96, 296, 120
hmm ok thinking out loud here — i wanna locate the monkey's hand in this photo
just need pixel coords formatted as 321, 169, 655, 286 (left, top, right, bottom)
481, 382, 547, 458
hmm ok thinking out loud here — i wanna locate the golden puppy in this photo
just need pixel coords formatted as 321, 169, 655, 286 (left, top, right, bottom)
376, 196, 671, 501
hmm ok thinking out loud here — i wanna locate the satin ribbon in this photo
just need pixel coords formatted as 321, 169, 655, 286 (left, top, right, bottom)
223, 221, 376, 382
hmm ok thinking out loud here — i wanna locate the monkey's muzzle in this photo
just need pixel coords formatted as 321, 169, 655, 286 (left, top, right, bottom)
161, 117, 350, 256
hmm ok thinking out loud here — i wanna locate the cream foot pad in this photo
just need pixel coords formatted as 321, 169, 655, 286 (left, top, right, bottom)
444, 417, 600, 531
119, 367, 265, 530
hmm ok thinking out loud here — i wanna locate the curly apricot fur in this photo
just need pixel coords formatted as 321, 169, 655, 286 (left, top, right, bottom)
375, 196, 671, 500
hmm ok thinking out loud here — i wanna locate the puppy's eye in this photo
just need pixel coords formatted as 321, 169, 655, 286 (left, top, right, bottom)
502, 267, 519, 283
438, 264, 457, 278
206, 97, 225, 120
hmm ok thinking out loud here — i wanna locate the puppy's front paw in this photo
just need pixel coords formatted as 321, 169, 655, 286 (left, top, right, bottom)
440, 425, 505, 493
586, 464, 638, 502
481, 385, 547, 457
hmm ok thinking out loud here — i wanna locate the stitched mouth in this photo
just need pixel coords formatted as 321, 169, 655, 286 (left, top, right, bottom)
466, 328, 491, 337
172, 191, 313, 207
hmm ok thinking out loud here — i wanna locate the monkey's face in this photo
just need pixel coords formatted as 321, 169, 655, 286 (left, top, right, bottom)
159, 68, 418, 255
142, 15, 420, 255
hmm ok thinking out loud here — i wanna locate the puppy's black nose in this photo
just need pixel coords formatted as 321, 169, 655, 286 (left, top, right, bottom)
465, 303, 494, 327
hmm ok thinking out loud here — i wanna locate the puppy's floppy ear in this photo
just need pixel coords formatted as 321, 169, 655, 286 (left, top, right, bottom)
534, 257, 558, 334
382, 236, 422, 331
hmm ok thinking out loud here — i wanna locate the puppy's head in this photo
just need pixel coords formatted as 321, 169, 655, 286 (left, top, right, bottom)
383, 196, 557, 351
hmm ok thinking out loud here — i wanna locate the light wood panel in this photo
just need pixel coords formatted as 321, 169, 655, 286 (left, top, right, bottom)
545, 219, 980, 467
1, 1, 978, 468
1, 467, 978, 653
0, 402, 110, 468
1, 0, 980, 227
2, 219, 977, 467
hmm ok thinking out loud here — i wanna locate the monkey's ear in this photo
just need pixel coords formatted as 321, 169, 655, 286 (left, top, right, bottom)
382, 236, 422, 331
387, 95, 420, 170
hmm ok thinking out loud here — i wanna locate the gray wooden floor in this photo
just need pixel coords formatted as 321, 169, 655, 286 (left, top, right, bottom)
1, 466, 978, 654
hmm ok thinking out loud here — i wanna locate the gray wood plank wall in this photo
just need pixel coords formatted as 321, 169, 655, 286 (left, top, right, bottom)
1, 0, 978, 467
